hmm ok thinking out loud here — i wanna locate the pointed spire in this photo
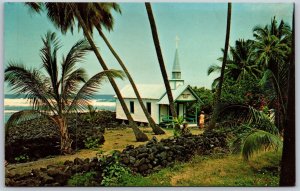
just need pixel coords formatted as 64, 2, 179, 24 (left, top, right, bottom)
172, 35, 181, 79
172, 49, 181, 72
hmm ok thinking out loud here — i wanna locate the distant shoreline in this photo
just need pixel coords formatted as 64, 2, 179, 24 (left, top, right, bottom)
4, 94, 116, 123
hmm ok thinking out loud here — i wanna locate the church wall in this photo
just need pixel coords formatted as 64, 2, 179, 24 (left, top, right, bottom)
116, 98, 159, 124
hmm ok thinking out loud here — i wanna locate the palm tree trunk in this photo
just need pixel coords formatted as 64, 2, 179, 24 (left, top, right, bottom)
209, 3, 232, 129
73, 7, 148, 142
53, 116, 73, 154
96, 27, 165, 135
145, 3, 179, 130
280, 4, 295, 186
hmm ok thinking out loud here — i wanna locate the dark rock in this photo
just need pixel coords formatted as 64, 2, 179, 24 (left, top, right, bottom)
74, 158, 84, 165
122, 157, 130, 164
64, 160, 73, 166
148, 153, 154, 161
40, 172, 54, 184
129, 156, 136, 164
159, 152, 167, 160
138, 164, 149, 172
137, 153, 148, 159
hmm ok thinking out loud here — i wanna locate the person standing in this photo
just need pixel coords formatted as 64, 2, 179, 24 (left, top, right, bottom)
199, 111, 205, 129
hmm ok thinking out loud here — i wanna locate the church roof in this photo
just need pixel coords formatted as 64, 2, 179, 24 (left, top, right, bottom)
158, 85, 203, 105
157, 85, 186, 104
118, 84, 202, 104
172, 49, 181, 72
118, 84, 166, 99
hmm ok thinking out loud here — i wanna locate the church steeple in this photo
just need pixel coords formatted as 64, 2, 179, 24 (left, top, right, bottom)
172, 36, 181, 79
169, 35, 184, 90
172, 49, 181, 79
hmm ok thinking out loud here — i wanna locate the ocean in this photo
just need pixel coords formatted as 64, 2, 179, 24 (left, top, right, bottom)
4, 94, 116, 123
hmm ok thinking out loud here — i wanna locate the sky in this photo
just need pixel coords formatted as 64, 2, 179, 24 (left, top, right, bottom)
4, 2, 293, 95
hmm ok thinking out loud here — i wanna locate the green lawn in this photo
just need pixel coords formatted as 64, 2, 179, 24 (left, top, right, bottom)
115, 151, 280, 186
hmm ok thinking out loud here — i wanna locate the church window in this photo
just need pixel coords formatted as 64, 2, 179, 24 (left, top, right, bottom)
147, 102, 151, 114
130, 101, 134, 113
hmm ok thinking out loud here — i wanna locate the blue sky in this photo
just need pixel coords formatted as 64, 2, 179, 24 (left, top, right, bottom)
4, 2, 293, 94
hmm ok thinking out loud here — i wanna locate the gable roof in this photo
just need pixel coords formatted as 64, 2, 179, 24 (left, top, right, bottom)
157, 85, 202, 105
118, 84, 166, 99
118, 84, 203, 104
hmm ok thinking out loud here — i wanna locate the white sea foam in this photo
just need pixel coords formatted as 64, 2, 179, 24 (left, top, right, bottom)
4, 98, 31, 107
4, 110, 20, 113
87, 100, 116, 107
4, 98, 116, 107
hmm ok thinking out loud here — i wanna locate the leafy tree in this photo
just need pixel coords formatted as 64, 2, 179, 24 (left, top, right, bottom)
186, 87, 213, 117
5, 32, 124, 154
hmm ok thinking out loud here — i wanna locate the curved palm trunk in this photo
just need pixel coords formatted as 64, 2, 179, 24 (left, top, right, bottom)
145, 3, 179, 130
209, 3, 232, 129
73, 7, 148, 142
280, 5, 295, 186
96, 27, 165, 135
52, 116, 73, 154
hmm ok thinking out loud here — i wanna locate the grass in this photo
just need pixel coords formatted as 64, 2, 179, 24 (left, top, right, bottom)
6, 126, 203, 174
115, 151, 281, 186
6, 126, 280, 186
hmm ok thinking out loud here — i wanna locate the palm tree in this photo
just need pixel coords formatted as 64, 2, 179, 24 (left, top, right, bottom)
280, 5, 295, 186
251, 17, 291, 132
79, 3, 165, 134
208, 39, 261, 90
227, 39, 261, 81
144, 3, 178, 125
209, 2, 232, 129
25, 3, 149, 141
5, 32, 124, 154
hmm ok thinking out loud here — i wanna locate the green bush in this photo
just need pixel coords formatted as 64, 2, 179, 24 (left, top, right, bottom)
67, 171, 98, 186
84, 137, 100, 149
14, 154, 29, 163
101, 150, 132, 186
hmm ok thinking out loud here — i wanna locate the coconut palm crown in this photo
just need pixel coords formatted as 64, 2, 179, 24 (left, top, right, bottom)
5, 31, 124, 154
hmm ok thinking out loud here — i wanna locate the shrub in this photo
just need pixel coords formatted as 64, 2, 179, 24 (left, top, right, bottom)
67, 171, 98, 186
84, 137, 100, 149
101, 150, 132, 186
14, 154, 29, 163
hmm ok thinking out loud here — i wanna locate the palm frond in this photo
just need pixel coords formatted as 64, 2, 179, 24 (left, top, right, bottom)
62, 68, 87, 105
67, 69, 125, 112
242, 130, 282, 161
24, 2, 43, 13
44, 3, 75, 34
207, 64, 221, 76
5, 62, 56, 113
62, 38, 92, 80
40, 31, 61, 100
211, 77, 220, 90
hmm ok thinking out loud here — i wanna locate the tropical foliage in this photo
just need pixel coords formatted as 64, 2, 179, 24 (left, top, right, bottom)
208, 16, 292, 160
5, 32, 124, 154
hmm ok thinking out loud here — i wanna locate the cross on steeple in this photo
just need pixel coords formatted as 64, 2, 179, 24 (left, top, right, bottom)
175, 35, 180, 49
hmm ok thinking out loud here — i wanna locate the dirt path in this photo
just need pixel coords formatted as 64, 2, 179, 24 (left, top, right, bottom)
7, 127, 203, 174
